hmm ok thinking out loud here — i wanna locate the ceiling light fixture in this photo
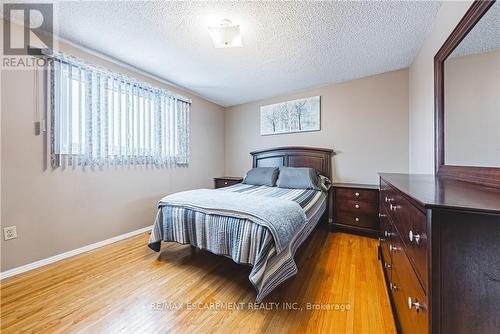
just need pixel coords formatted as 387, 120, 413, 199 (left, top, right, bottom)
208, 19, 242, 48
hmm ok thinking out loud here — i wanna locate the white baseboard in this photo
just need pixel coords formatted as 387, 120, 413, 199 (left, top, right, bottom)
0, 225, 152, 280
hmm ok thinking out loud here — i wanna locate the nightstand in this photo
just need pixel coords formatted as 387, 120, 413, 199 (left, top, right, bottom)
331, 183, 380, 237
214, 177, 243, 189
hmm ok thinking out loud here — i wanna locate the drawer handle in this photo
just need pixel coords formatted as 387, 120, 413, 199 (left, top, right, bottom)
224, 181, 228, 185
384, 263, 391, 270
355, 192, 360, 197
384, 231, 395, 238
390, 203, 397, 211
385, 196, 394, 203
408, 297, 423, 312
409, 230, 421, 245
390, 282, 398, 291
379, 213, 386, 218
355, 217, 360, 222
355, 204, 360, 209
389, 244, 399, 252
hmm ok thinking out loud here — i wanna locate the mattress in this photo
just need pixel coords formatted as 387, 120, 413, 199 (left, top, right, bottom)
148, 183, 327, 302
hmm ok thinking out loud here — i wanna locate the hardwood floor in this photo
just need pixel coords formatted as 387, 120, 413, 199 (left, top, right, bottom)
1, 226, 396, 333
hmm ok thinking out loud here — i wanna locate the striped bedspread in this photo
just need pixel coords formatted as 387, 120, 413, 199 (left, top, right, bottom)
148, 183, 327, 303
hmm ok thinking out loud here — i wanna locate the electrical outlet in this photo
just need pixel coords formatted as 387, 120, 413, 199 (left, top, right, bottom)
3, 226, 17, 240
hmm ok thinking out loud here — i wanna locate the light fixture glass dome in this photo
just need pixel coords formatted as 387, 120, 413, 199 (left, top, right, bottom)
208, 19, 243, 48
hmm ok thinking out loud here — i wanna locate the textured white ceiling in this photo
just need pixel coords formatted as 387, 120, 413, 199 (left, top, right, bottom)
450, 1, 500, 59
39, 1, 442, 106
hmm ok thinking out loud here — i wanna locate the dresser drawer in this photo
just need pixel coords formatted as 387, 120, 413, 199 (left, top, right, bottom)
381, 180, 407, 225
335, 198, 379, 216
379, 208, 393, 265
390, 235, 428, 334
380, 179, 428, 290
394, 204, 428, 291
335, 187, 378, 203
380, 179, 396, 218
334, 212, 379, 229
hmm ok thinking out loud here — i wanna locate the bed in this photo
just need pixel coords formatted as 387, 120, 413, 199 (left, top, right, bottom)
148, 146, 334, 302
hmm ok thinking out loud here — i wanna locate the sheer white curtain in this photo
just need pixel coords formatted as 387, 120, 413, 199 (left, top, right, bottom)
48, 50, 190, 168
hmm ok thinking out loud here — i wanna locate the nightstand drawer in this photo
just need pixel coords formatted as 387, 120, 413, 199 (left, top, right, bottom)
214, 177, 243, 189
336, 188, 378, 203
334, 212, 379, 229
335, 199, 379, 216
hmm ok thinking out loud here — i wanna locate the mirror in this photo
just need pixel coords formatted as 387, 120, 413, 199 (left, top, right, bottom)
443, 1, 500, 167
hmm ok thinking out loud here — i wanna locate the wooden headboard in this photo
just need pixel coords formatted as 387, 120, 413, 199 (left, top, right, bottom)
250, 146, 335, 178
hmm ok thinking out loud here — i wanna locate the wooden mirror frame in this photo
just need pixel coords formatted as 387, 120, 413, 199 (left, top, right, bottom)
434, 0, 500, 188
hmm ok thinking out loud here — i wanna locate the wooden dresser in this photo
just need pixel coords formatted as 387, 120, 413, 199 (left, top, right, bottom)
379, 173, 500, 334
332, 183, 380, 237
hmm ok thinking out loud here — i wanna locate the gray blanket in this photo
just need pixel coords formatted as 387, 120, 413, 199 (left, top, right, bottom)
158, 189, 307, 254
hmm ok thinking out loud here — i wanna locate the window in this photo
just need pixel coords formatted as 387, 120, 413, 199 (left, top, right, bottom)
49, 51, 190, 168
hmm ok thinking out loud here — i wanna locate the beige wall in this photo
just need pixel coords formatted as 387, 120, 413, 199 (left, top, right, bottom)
408, 1, 473, 174
224, 69, 409, 184
445, 49, 500, 167
1, 31, 225, 271
2, 18, 415, 272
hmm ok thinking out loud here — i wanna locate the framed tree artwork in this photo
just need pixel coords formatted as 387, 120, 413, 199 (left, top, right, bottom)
260, 96, 321, 135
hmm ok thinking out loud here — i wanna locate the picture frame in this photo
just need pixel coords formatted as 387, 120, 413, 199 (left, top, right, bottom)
260, 96, 321, 135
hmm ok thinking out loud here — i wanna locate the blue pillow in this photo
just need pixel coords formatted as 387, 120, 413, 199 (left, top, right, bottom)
243, 167, 279, 186
277, 167, 320, 190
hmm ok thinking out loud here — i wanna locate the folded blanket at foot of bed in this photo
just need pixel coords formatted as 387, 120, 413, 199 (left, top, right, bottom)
148, 184, 326, 303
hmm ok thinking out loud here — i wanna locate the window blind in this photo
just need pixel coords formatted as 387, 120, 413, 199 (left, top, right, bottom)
47, 50, 190, 168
